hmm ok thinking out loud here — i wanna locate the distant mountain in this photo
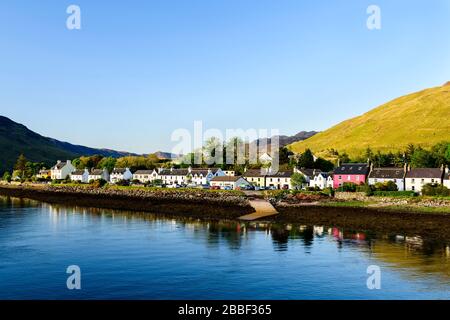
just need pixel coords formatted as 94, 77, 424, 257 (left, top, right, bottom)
289, 82, 450, 158
154, 151, 183, 160
0, 116, 138, 174
249, 131, 318, 154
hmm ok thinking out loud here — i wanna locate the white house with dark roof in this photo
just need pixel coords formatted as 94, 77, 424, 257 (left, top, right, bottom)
309, 171, 333, 190
293, 167, 316, 184
444, 167, 450, 189
158, 168, 189, 186
133, 170, 157, 183
190, 167, 225, 185
210, 176, 250, 190
243, 169, 266, 188
70, 168, 89, 183
51, 160, 75, 180
89, 168, 110, 182
110, 168, 133, 183
405, 168, 444, 193
265, 168, 293, 190
368, 166, 407, 191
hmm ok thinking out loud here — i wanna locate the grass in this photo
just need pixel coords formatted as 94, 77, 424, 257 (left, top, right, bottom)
289, 83, 450, 158
321, 200, 450, 214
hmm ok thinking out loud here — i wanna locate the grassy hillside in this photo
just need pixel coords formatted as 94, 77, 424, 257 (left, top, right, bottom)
289, 83, 450, 158
0, 116, 136, 174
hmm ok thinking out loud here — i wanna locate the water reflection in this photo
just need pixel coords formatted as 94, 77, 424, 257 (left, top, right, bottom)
1, 196, 449, 284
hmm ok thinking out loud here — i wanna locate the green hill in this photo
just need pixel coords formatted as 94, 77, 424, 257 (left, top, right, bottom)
0, 116, 137, 174
289, 82, 450, 159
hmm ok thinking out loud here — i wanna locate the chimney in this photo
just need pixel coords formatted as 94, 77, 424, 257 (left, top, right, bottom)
170, 167, 173, 172
188, 166, 192, 173
67, 160, 71, 164
337, 159, 341, 167
244, 167, 247, 173
445, 165, 449, 174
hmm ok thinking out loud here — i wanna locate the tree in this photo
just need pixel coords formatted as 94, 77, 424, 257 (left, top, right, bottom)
2, 172, 11, 183
410, 148, 436, 168
297, 149, 315, 168
97, 157, 117, 172
314, 157, 334, 172
291, 173, 307, 190
14, 154, 28, 180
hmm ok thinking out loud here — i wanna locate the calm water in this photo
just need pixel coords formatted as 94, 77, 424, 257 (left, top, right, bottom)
0, 196, 449, 300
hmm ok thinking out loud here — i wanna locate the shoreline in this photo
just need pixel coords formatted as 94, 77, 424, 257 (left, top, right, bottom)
0, 184, 449, 240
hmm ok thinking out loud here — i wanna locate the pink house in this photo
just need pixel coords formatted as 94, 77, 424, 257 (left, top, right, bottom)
333, 163, 370, 189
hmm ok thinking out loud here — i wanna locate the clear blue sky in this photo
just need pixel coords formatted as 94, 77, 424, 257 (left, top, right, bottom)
1, 0, 449, 153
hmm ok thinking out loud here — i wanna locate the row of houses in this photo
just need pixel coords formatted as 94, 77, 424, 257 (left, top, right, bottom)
41, 160, 450, 192
331, 163, 450, 192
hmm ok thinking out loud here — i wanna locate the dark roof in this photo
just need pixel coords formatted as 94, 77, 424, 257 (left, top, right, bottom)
211, 176, 244, 182
112, 168, 127, 174
369, 168, 405, 179
159, 169, 189, 176
134, 170, 154, 175
295, 168, 318, 178
406, 168, 443, 179
52, 161, 67, 170
334, 163, 369, 175
71, 169, 86, 176
90, 169, 105, 175
243, 169, 266, 177
266, 170, 293, 178
314, 172, 332, 178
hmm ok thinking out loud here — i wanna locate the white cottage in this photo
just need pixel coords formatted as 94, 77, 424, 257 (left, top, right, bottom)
51, 160, 75, 180
89, 168, 110, 182
189, 167, 225, 185
110, 168, 133, 183
368, 167, 406, 191
70, 168, 89, 183
405, 168, 444, 193
443, 167, 450, 189
210, 176, 250, 190
309, 171, 333, 190
133, 170, 157, 183
158, 168, 189, 186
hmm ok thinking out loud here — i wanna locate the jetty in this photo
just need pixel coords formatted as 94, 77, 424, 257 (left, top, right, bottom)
239, 198, 279, 221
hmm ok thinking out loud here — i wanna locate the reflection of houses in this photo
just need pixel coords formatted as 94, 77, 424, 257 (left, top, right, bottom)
51, 160, 75, 180
70, 169, 89, 183
405, 168, 444, 193
368, 166, 407, 191
110, 168, 133, 183
333, 163, 370, 189
210, 176, 250, 190
89, 168, 109, 182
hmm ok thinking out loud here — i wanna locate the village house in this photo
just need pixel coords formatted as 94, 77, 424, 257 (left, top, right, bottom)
132, 170, 156, 183
36, 168, 51, 179
223, 170, 236, 177
70, 168, 89, 183
89, 168, 109, 182
405, 168, 444, 193
259, 152, 273, 164
309, 171, 333, 190
368, 166, 406, 191
210, 176, 250, 190
110, 168, 133, 183
293, 167, 316, 184
189, 167, 225, 185
50, 160, 76, 180
444, 167, 450, 189
243, 169, 266, 188
333, 163, 370, 189
265, 169, 293, 190
158, 168, 190, 186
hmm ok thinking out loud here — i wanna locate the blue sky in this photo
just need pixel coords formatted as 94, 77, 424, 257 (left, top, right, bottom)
0, 0, 449, 153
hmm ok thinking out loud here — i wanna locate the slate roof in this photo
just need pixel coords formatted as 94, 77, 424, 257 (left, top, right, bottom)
405, 168, 444, 179
71, 170, 86, 176
159, 169, 189, 176
369, 168, 406, 179
112, 168, 127, 174
134, 170, 154, 175
334, 163, 370, 175
90, 169, 105, 175
243, 169, 266, 177
52, 162, 66, 170
266, 170, 293, 178
211, 176, 243, 182
295, 168, 320, 178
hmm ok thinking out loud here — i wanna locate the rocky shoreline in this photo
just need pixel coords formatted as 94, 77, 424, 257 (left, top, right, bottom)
0, 184, 254, 220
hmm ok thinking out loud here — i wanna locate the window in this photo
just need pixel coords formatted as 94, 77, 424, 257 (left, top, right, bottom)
347, 175, 351, 181
338, 176, 342, 180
